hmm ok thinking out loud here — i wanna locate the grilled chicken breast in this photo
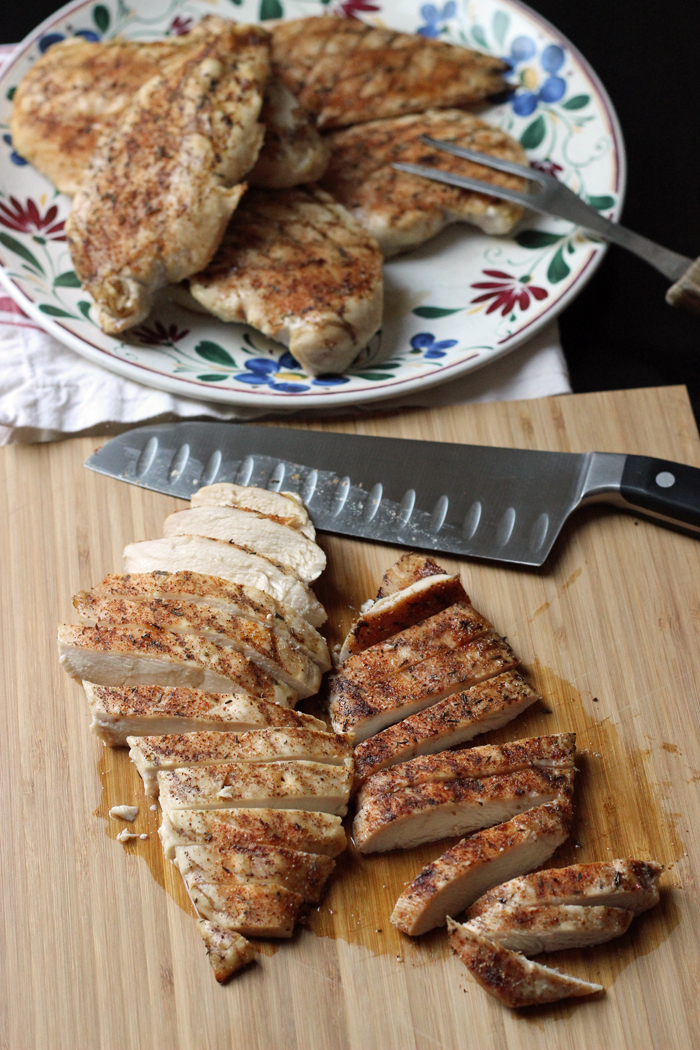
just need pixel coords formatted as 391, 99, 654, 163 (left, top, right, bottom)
162, 506, 326, 583
58, 624, 298, 707
188, 186, 383, 377
271, 15, 506, 129
448, 920, 603, 1008
191, 483, 315, 539
159, 759, 352, 815
66, 19, 270, 334
391, 802, 572, 936
122, 536, 327, 626
252, 78, 330, 188
322, 110, 527, 257
464, 904, 634, 955
353, 671, 539, 784
376, 553, 448, 598
83, 682, 324, 747
159, 807, 346, 861
196, 919, 254, 983
175, 843, 335, 902
184, 875, 304, 938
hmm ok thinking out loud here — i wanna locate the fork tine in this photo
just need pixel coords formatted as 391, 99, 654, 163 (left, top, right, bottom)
419, 136, 548, 183
392, 162, 543, 210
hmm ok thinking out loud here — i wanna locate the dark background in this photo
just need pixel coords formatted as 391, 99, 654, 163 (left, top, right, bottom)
3, 1, 700, 420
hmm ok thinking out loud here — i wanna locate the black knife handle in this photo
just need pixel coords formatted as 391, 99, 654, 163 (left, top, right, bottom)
620, 455, 700, 529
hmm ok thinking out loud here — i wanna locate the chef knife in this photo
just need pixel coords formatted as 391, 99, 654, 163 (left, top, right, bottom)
85, 422, 700, 567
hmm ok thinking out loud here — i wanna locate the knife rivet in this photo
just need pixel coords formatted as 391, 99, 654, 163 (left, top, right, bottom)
655, 471, 675, 488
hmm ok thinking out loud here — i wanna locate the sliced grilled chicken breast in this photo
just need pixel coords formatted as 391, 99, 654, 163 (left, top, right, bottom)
159, 807, 346, 861
83, 682, 322, 747
184, 875, 304, 938
467, 859, 664, 918
353, 768, 574, 853
83, 571, 329, 669
330, 630, 518, 740
163, 506, 326, 583
129, 728, 352, 796
447, 920, 603, 1008
66, 20, 270, 334
339, 574, 467, 662
354, 672, 539, 783
191, 483, 315, 539
322, 110, 526, 257
376, 553, 448, 598
122, 536, 326, 626
76, 595, 321, 698
251, 78, 330, 188
391, 802, 572, 936
188, 186, 383, 377
196, 919, 254, 983
159, 760, 352, 815
465, 904, 633, 955
175, 843, 335, 902
271, 15, 506, 129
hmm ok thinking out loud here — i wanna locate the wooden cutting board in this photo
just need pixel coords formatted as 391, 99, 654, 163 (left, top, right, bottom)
2, 385, 699, 1050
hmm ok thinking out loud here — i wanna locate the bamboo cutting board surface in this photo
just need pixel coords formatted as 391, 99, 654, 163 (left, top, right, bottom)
2, 385, 700, 1050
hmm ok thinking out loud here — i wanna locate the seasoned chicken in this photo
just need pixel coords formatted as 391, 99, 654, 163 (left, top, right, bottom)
162, 507, 326, 583
468, 860, 664, 918
391, 802, 572, 936
353, 671, 539, 784
58, 624, 298, 707
196, 919, 254, 983
465, 904, 633, 956
191, 484, 315, 539
330, 630, 519, 740
184, 875, 304, 938
83, 682, 323, 747
252, 78, 330, 188
353, 768, 574, 853
188, 186, 383, 377
129, 728, 352, 796
447, 920, 603, 1009
376, 553, 448, 598
322, 110, 527, 257
83, 571, 329, 668
159, 807, 346, 861
159, 759, 352, 815
66, 20, 271, 334
75, 594, 321, 698
175, 843, 335, 902
271, 15, 506, 129
122, 536, 326, 626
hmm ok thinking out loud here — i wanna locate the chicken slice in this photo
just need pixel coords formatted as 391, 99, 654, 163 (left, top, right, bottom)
159, 807, 346, 861
330, 631, 519, 741
129, 728, 352, 797
184, 874, 304, 938
354, 672, 539, 784
159, 759, 352, 816
322, 110, 526, 257
75, 595, 321, 698
84, 571, 329, 669
188, 186, 383, 377
83, 682, 323, 747
465, 904, 633, 955
163, 506, 326, 583
271, 15, 506, 129
175, 843, 335, 902
66, 20, 271, 334
354, 768, 574, 854
357, 734, 575, 806
447, 920, 603, 1009
467, 859, 664, 918
122, 536, 326, 626
391, 802, 572, 936
58, 624, 298, 707
376, 553, 448, 598
191, 483, 315, 539
196, 919, 254, 983
251, 78, 331, 188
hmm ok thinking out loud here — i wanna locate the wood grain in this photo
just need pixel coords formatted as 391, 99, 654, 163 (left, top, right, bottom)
2, 385, 699, 1050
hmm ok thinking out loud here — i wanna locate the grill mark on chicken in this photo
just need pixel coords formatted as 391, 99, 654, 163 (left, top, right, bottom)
159, 807, 347, 861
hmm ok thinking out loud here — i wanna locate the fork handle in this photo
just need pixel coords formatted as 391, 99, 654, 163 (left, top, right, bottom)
666, 258, 700, 313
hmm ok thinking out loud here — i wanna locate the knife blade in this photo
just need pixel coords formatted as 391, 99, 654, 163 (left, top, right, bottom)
84, 422, 700, 567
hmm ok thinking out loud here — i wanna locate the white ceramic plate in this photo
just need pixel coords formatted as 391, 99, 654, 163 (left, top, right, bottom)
0, 0, 624, 408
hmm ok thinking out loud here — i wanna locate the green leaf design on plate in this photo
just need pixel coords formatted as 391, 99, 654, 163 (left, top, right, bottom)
54, 271, 81, 288
6, 86, 16, 101
562, 94, 590, 110
587, 195, 615, 211
228, 0, 243, 4
515, 230, 563, 249
492, 10, 509, 49
39, 304, 74, 318
0, 233, 45, 274
357, 373, 394, 381
413, 306, 463, 318
195, 340, 236, 367
77, 300, 92, 319
520, 114, 546, 150
471, 25, 488, 49
547, 245, 571, 283
197, 374, 226, 382
93, 4, 110, 33
259, 0, 283, 19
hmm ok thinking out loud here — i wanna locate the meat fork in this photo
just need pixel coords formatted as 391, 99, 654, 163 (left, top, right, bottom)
393, 137, 700, 313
